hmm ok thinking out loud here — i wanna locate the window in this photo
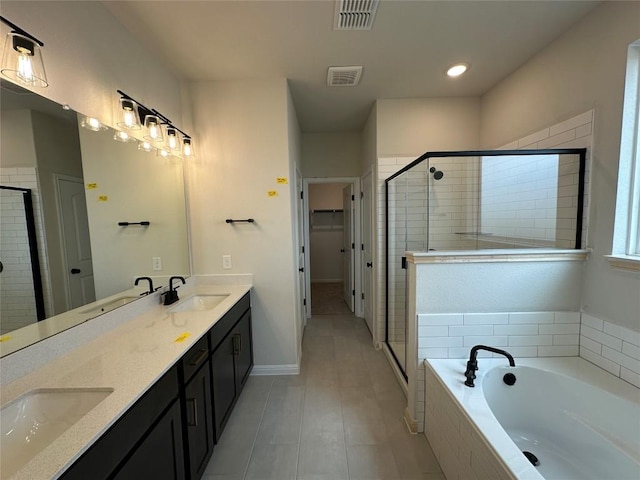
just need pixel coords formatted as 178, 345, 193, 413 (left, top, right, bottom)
611, 39, 640, 269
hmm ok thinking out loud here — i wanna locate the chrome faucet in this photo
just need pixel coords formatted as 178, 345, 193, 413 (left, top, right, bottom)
162, 276, 186, 306
134, 276, 160, 296
464, 345, 515, 387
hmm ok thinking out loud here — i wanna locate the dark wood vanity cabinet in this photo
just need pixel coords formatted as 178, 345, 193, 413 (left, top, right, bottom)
59, 292, 252, 480
210, 295, 253, 441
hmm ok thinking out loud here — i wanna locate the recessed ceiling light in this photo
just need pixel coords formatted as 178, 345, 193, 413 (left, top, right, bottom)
447, 63, 469, 77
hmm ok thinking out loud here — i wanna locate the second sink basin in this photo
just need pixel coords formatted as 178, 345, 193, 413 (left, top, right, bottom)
168, 294, 229, 313
80, 296, 139, 315
1, 388, 113, 477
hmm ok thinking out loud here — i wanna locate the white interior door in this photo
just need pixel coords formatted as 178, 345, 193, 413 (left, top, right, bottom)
361, 171, 374, 333
342, 184, 354, 312
57, 177, 95, 309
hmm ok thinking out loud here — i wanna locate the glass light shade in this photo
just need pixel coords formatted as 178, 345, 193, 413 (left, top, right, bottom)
165, 127, 181, 152
113, 130, 136, 143
80, 116, 108, 132
157, 147, 170, 158
143, 115, 163, 142
1, 33, 48, 87
182, 137, 195, 157
138, 140, 154, 152
117, 98, 141, 130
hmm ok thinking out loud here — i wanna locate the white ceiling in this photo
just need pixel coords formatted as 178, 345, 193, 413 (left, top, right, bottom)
104, 0, 599, 133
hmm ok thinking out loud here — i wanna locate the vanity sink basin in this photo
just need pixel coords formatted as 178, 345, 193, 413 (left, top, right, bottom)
168, 294, 229, 313
80, 296, 139, 315
1, 388, 113, 477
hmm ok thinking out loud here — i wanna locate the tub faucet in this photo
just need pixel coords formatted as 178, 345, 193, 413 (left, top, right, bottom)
134, 276, 159, 296
464, 345, 515, 388
163, 276, 186, 306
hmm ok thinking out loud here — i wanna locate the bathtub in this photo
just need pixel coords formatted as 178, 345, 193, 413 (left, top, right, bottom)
424, 357, 640, 480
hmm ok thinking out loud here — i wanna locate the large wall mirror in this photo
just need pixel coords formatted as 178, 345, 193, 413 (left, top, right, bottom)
0, 79, 191, 356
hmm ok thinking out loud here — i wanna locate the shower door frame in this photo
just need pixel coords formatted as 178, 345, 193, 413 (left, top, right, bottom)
384, 148, 587, 379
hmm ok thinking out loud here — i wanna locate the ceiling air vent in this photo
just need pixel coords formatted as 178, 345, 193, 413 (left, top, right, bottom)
334, 0, 379, 30
327, 66, 363, 87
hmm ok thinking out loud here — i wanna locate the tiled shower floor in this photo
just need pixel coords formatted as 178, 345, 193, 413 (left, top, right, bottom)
202, 313, 444, 480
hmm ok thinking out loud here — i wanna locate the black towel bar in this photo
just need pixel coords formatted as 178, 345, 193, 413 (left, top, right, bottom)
225, 218, 255, 224
118, 221, 150, 226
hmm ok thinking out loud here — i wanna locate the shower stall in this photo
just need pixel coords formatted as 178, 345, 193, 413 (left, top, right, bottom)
384, 149, 587, 377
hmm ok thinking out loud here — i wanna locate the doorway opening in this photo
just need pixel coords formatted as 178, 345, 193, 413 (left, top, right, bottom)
303, 178, 361, 318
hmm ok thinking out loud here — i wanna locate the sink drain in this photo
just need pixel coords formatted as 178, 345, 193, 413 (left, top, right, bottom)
523, 451, 540, 467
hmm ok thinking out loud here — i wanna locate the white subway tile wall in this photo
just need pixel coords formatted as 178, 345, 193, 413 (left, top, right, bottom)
0, 167, 53, 332
579, 313, 640, 388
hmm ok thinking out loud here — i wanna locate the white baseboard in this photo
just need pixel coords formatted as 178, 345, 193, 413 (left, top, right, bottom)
251, 364, 300, 376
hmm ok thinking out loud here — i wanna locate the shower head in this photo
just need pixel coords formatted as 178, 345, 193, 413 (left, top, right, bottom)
429, 166, 444, 180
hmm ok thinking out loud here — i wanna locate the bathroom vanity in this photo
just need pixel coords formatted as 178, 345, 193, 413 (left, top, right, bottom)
0, 282, 253, 480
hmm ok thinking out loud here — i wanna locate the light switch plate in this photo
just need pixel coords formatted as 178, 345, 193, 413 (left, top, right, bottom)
152, 257, 162, 271
222, 255, 232, 269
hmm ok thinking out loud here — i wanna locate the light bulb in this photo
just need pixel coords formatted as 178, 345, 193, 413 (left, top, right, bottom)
118, 98, 141, 130
81, 116, 107, 132
138, 141, 154, 152
113, 131, 135, 143
17, 53, 34, 83
144, 115, 163, 142
446, 63, 469, 77
182, 138, 193, 157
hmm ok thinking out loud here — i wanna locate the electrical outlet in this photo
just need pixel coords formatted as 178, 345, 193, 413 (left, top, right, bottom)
152, 257, 162, 271
222, 255, 232, 270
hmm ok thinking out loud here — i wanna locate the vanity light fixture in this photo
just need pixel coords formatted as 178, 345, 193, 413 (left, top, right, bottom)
165, 127, 181, 153
113, 130, 136, 143
117, 98, 141, 130
143, 114, 163, 142
446, 63, 469, 77
117, 89, 193, 157
80, 116, 108, 132
182, 137, 194, 158
0, 16, 47, 88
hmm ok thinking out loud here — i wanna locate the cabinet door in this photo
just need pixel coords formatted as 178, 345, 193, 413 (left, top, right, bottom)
210, 335, 236, 441
233, 310, 253, 393
184, 361, 215, 480
112, 400, 185, 480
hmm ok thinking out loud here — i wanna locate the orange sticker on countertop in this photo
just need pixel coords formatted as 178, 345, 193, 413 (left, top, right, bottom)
267, 190, 278, 197
276, 177, 288, 184
174, 332, 191, 343
86, 183, 98, 189
0, 335, 12, 342
98, 195, 109, 202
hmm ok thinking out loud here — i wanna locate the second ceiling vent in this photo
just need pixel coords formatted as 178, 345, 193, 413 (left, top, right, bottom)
327, 66, 363, 87
334, 0, 379, 30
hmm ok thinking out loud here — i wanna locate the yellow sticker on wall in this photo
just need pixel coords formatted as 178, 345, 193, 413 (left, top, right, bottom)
276, 177, 288, 184
267, 190, 278, 197
86, 183, 98, 190
174, 332, 191, 343
98, 195, 109, 202
0, 335, 12, 342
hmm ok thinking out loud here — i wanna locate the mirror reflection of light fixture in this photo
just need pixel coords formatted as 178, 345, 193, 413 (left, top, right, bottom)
182, 137, 194, 158
157, 147, 170, 158
138, 140, 154, 152
80, 116, 108, 132
144, 115, 163, 142
113, 130, 136, 143
117, 98, 141, 130
0, 16, 47, 88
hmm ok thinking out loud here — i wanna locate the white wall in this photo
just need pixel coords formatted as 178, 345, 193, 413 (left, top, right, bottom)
301, 133, 361, 177
480, 1, 640, 332
186, 78, 300, 371
0, 110, 37, 167
377, 98, 481, 157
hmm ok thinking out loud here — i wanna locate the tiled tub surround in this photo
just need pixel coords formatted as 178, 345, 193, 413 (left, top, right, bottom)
579, 313, 640, 388
424, 357, 640, 480
0, 280, 252, 480
405, 249, 588, 432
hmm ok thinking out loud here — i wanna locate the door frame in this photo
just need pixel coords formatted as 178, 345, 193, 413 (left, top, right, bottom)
360, 168, 374, 335
303, 176, 361, 318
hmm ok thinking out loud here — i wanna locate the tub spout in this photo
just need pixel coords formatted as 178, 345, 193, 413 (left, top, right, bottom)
464, 345, 515, 387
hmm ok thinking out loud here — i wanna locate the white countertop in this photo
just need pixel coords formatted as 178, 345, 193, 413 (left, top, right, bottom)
0, 283, 252, 480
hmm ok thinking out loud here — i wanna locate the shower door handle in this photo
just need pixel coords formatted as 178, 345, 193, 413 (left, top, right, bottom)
70, 268, 81, 274
366, 262, 373, 268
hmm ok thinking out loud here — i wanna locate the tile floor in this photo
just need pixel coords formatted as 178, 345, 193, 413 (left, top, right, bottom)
202, 313, 444, 480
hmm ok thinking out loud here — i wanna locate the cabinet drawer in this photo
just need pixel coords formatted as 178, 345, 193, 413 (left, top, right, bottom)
181, 335, 209, 383
209, 292, 250, 350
